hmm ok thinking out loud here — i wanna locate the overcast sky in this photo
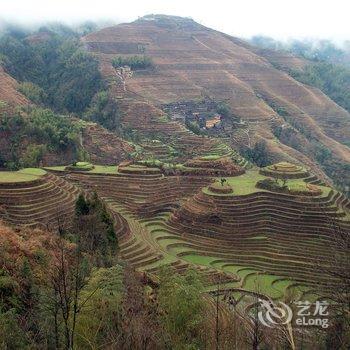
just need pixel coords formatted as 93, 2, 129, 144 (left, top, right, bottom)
1, 0, 349, 41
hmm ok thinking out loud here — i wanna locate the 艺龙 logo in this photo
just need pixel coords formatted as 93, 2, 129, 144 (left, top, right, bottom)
257, 299, 293, 328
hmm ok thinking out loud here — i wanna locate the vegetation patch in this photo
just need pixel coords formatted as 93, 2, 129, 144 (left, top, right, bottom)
0, 172, 38, 183
260, 162, 309, 179
17, 168, 47, 176
0, 169, 44, 183
88, 165, 118, 174
204, 171, 266, 196
65, 161, 94, 171
208, 181, 233, 194
45, 164, 119, 174
256, 177, 323, 196
0, 106, 83, 169
118, 164, 161, 175
242, 273, 290, 299
112, 55, 153, 70
199, 155, 222, 161
0, 30, 102, 114
43, 165, 66, 172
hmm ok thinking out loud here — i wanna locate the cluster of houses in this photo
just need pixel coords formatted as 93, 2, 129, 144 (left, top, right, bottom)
162, 100, 223, 130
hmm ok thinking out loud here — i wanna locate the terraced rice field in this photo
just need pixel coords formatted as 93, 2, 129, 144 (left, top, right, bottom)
3, 161, 349, 306
117, 101, 248, 168
0, 169, 81, 231
0, 168, 47, 182
39, 162, 350, 305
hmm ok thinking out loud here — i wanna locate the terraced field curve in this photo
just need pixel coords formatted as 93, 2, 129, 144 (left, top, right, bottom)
44, 162, 350, 302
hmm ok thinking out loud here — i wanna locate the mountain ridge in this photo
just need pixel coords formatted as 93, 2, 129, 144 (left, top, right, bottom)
82, 15, 350, 191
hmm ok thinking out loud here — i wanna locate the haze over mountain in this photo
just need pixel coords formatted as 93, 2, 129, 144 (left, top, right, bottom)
2, 0, 350, 41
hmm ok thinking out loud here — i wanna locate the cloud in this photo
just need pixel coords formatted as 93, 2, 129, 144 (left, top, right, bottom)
1, 0, 349, 41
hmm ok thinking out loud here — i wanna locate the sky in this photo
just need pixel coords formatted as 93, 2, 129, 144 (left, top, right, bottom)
1, 0, 349, 41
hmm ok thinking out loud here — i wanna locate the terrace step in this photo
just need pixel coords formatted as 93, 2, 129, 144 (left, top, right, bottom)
0, 173, 81, 231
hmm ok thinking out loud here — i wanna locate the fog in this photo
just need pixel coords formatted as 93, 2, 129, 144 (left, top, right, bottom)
1, 0, 350, 42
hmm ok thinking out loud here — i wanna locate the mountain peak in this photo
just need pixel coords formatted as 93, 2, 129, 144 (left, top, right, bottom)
135, 14, 200, 29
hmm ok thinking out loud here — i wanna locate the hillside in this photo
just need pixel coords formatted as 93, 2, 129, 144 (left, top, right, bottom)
1, 16, 350, 347
2, 161, 348, 290
0, 67, 30, 110
83, 14, 350, 192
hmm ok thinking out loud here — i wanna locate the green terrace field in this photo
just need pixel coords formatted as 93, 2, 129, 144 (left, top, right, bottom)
203, 170, 332, 197
0, 168, 47, 183
44, 164, 118, 174
2, 163, 349, 305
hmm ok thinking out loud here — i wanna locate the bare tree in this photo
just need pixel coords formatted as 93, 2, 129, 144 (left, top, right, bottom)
245, 277, 265, 350
50, 238, 85, 349
119, 266, 161, 350
315, 204, 350, 348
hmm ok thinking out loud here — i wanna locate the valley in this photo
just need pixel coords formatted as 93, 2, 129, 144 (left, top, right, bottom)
0, 13, 349, 349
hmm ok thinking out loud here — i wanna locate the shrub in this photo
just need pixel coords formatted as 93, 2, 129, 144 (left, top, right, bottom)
112, 55, 153, 70
75, 194, 90, 216
216, 102, 231, 118
256, 178, 282, 191
0, 308, 28, 349
185, 119, 202, 135
73, 192, 118, 266
84, 91, 121, 131
18, 82, 46, 105
65, 161, 94, 171
241, 140, 270, 167
20, 144, 47, 167
158, 268, 205, 348
209, 181, 233, 194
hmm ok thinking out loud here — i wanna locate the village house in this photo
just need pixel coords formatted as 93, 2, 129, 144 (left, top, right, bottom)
205, 114, 221, 129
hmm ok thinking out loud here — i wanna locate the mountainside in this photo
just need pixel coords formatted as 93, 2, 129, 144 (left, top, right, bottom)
83, 15, 350, 191
0, 67, 30, 110
83, 15, 350, 141
1, 16, 350, 347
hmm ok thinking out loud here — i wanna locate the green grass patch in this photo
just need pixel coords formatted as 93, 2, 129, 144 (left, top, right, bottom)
204, 170, 266, 196
43, 165, 66, 171
157, 238, 183, 248
120, 165, 160, 173
88, 165, 118, 174
203, 170, 331, 197
18, 168, 47, 176
243, 273, 289, 298
246, 235, 268, 240
223, 266, 257, 278
0, 167, 46, 183
199, 155, 222, 161
182, 254, 218, 266
66, 162, 94, 171
0, 170, 41, 183
44, 164, 118, 174
271, 279, 294, 294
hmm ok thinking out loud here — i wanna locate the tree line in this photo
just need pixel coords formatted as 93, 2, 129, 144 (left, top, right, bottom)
0, 25, 102, 114
0, 106, 85, 170
112, 55, 154, 70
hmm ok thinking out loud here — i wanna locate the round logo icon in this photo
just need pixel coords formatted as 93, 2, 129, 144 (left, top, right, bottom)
258, 299, 293, 328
